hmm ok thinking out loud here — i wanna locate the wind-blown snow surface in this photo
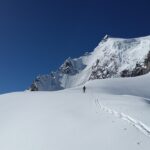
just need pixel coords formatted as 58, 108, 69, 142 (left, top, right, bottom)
31, 35, 150, 91
1, 73, 150, 150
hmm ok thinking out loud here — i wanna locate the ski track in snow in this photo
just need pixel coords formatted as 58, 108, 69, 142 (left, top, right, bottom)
95, 99, 150, 137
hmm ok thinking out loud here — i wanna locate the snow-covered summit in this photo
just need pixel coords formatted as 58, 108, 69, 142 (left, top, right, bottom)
30, 35, 150, 91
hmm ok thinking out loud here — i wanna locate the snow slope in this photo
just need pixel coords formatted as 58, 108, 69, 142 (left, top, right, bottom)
0, 73, 150, 150
30, 35, 150, 91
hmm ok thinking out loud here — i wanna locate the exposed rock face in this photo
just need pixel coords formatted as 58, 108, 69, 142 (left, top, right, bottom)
89, 59, 111, 79
30, 83, 38, 91
89, 52, 119, 80
121, 51, 150, 77
29, 35, 150, 91
144, 51, 150, 72
59, 58, 79, 75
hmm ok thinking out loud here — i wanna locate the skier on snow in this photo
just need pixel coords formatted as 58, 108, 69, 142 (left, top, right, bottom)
83, 86, 86, 93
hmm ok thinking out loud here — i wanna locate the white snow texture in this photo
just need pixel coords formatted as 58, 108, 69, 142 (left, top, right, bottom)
1, 35, 150, 150
31, 35, 150, 91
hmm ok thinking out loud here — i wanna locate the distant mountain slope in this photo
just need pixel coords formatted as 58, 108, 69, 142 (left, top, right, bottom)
29, 35, 150, 91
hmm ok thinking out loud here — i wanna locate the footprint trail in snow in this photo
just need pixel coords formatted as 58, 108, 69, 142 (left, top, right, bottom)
95, 99, 150, 137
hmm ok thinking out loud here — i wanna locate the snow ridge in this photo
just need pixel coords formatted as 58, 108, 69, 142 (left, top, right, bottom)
30, 35, 150, 91
95, 99, 150, 137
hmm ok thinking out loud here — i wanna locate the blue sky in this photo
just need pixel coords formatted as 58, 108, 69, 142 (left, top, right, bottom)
0, 0, 150, 93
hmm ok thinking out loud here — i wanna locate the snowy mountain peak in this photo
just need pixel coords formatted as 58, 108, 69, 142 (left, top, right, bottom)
29, 35, 150, 91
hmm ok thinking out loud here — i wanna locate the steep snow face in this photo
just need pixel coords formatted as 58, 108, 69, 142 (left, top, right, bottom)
89, 36, 150, 78
30, 35, 150, 91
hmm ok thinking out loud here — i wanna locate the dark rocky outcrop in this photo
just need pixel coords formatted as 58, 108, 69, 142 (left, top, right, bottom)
30, 83, 38, 91
121, 51, 150, 77
59, 58, 78, 75
89, 59, 117, 80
